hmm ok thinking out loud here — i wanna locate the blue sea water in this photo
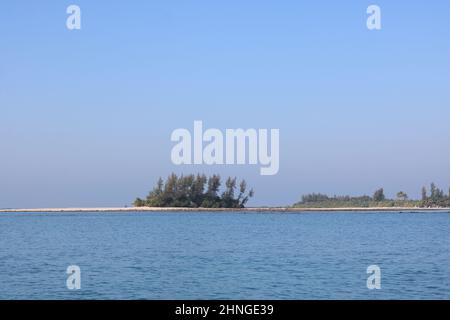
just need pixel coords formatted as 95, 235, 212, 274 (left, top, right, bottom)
0, 211, 449, 300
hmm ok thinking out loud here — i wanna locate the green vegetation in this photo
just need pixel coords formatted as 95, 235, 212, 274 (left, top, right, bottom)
421, 183, 450, 208
134, 173, 254, 208
293, 183, 450, 208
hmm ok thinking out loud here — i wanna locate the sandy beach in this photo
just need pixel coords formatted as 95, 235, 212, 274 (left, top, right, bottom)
1, 207, 449, 213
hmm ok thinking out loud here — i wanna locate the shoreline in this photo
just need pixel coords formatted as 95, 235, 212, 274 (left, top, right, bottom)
1, 207, 450, 213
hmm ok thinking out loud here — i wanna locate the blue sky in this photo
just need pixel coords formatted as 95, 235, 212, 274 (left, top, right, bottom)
1, 1, 450, 207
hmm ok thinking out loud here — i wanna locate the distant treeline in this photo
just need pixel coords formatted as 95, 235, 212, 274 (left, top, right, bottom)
134, 173, 254, 208
294, 183, 450, 208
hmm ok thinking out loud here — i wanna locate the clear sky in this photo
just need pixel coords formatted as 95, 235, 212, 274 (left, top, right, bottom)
1, 1, 450, 207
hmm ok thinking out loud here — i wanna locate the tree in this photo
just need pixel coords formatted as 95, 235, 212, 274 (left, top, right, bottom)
421, 186, 427, 201
430, 182, 444, 202
373, 188, 385, 202
202, 174, 222, 207
236, 180, 254, 208
144, 177, 165, 207
174, 174, 194, 207
206, 175, 221, 198
301, 193, 329, 203
160, 173, 178, 206
135, 174, 254, 208
430, 183, 437, 201
221, 177, 237, 207
396, 191, 408, 201
420, 183, 449, 207
134, 198, 145, 207
191, 174, 207, 207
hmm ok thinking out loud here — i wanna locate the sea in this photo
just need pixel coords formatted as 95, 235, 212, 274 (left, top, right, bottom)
0, 211, 449, 299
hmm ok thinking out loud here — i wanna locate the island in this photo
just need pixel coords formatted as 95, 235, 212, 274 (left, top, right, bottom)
1, 175, 449, 213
